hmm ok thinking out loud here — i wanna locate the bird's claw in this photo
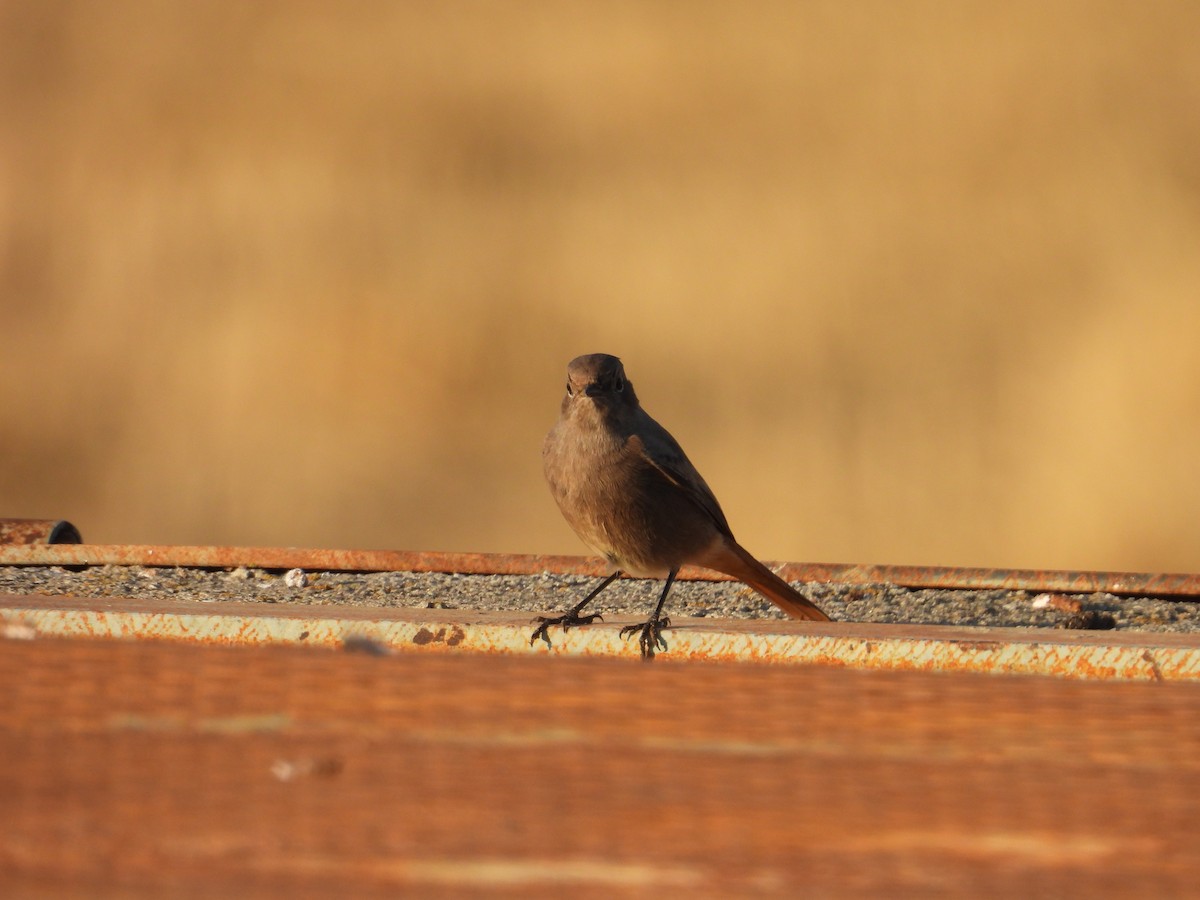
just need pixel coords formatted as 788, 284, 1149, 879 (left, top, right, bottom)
619, 616, 671, 660
529, 610, 604, 647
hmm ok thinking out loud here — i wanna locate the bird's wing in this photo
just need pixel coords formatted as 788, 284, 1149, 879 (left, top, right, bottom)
627, 418, 734, 538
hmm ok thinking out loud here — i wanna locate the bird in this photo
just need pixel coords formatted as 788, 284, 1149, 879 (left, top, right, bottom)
535, 353, 830, 658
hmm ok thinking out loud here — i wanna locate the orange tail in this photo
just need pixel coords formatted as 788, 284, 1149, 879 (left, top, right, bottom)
697, 539, 831, 621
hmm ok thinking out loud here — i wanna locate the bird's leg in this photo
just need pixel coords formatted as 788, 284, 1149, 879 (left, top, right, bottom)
619, 569, 677, 660
530, 571, 622, 647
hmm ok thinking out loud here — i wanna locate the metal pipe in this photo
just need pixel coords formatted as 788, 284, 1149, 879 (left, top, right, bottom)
0, 519, 83, 545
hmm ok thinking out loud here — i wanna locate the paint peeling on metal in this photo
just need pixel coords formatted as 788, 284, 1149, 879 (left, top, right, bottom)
2, 600, 1197, 682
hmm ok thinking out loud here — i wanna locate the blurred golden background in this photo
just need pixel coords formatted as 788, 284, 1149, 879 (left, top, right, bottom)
3, 2, 1199, 571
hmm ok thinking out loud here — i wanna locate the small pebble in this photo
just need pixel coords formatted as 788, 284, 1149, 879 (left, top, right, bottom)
284, 568, 308, 589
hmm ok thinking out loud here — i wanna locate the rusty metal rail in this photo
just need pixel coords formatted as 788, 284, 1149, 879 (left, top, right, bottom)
6, 638, 1199, 896
4, 593, 1199, 681
3, 541, 1200, 599
6, 526, 1200, 894
3, 521, 1199, 680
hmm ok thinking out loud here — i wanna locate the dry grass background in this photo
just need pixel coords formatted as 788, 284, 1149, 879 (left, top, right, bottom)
3, 2, 1199, 571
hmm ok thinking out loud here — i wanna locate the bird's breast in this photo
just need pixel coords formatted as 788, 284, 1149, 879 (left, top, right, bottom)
543, 422, 663, 571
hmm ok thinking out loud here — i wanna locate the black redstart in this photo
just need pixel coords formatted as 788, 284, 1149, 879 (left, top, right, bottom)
536, 353, 830, 658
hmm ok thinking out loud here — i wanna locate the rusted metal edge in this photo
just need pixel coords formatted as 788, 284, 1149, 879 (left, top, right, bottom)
1, 543, 1199, 599
0, 519, 82, 545
2, 594, 1196, 681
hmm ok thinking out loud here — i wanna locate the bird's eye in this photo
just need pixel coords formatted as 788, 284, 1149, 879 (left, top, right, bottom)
565, 381, 574, 396
614, 377, 624, 392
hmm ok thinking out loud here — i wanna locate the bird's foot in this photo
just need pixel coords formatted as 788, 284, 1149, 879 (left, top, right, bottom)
619, 615, 671, 660
529, 609, 604, 648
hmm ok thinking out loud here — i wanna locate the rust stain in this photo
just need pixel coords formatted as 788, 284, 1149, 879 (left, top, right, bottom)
8, 638, 1199, 894
411, 625, 467, 648
4, 599, 1199, 682
1142, 650, 1165, 682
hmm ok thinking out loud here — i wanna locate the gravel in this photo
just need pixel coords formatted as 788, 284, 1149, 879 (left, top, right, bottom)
2, 564, 1199, 633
